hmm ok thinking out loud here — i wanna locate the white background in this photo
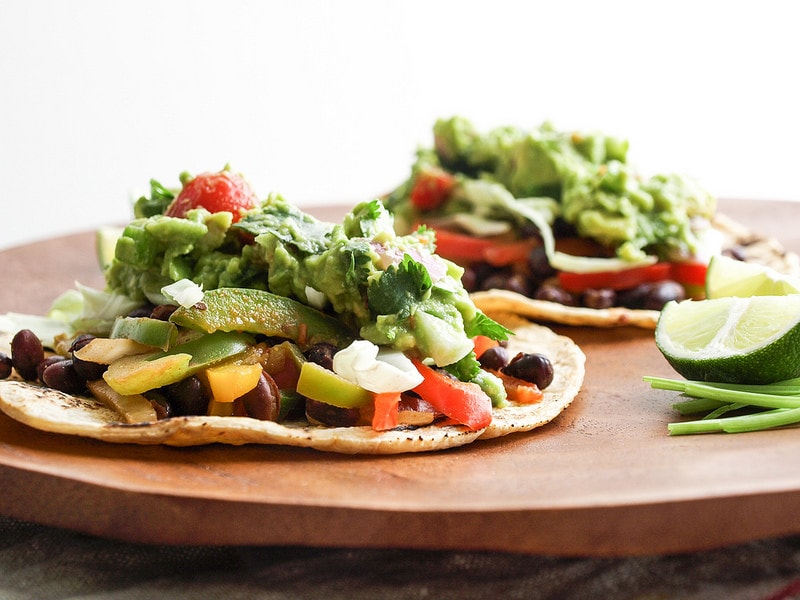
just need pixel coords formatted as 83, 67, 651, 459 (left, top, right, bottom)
2, 0, 798, 251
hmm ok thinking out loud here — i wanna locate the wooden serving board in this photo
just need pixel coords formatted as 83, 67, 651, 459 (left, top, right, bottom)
1, 199, 799, 557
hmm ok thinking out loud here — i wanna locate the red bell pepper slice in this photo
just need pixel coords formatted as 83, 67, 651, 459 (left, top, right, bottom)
494, 371, 543, 404
371, 392, 401, 431
472, 335, 499, 360
410, 358, 493, 431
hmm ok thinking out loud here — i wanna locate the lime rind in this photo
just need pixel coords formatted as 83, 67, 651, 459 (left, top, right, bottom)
655, 295, 800, 384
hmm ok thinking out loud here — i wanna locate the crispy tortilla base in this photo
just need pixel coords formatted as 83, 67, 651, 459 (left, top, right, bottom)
480, 312, 585, 439
0, 316, 584, 453
472, 214, 800, 329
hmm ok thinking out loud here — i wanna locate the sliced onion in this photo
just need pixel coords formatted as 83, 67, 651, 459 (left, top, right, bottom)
161, 279, 204, 308
332, 340, 423, 393
304, 286, 327, 310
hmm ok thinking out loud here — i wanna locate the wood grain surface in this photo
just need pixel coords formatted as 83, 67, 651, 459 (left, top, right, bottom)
1, 199, 799, 557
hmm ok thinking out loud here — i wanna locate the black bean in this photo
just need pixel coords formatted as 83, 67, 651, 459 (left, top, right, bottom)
304, 343, 339, 371
71, 355, 108, 381
127, 305, 154, 318
583, 288, 616, 310
616, 283, 652, 309
460, 267, 478, 292
527, 246, 555, 280
37, 355, 68, 381
163, 376, 209, 416
534, 283, 577, 306
467, 262, 495, 289
552, 218, 578, 237
478, 345, 509, 371
145, 391, 173, 420
241, 372, 280, 421
502, 352, 554, 390
502, 273, 532, 296
150, 304, 178, 321
68, 334, 96, 353
0, 352, 12, 379
68, 335, 108, 380
481, 271, 531, 296
42, 359, 86, 395
11, 329, 44, 381
305, 398, 360, 427
642, 280, 686, 311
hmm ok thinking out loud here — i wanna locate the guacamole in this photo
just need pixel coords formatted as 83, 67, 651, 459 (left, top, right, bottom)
385, 116, 717, 263
105, 188, 509, 401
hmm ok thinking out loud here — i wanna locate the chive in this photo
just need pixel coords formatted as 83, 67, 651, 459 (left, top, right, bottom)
672, 397, 728, 415
703, 402, 748, 420
668, 408, 800, 436
644, 375, 800, 436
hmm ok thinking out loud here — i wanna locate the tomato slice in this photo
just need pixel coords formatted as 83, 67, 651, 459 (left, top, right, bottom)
558, 260, 709, 293
432, 228, 538, 267
410, 166, 456, 211
558, 263, 672, 293
165, 169, 259, 222
670, 260, 708, 287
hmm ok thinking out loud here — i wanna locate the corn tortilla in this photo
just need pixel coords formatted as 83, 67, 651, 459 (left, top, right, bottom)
472, 215, 800, 329
0, 315, 585, 454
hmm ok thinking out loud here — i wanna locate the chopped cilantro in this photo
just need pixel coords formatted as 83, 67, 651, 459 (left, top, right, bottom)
465, 311, 513, 341
343, 199, 394, 238
367, 254, 432, 318
133, 179, 176, 218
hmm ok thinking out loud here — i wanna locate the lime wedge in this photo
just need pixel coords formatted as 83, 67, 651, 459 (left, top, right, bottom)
96, 226, 124, 271
655, 295, 800, 384
705, 254, 800, 298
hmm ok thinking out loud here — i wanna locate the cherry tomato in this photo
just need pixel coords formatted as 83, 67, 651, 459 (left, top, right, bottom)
164, 170, 259, 222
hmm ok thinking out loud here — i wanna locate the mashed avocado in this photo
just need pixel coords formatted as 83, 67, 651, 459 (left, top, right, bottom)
385, 116, 716, 263
105, 189, 509, 400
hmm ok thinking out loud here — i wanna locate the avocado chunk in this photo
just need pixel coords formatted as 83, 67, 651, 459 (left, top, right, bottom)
103, 330, 254, 395
169, 288, 355, 350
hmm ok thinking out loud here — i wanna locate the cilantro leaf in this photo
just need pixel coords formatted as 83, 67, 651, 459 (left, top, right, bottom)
465, 311, 513, 341
343, 199, 394, 238
367, 254, 432, 318
133, 179, 176, 218
344, 244, 373, 288
444, 352, 481, 382
236, 195, 334, 255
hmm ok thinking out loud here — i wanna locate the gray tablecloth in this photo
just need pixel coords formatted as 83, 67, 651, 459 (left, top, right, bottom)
3, 515, 800, 599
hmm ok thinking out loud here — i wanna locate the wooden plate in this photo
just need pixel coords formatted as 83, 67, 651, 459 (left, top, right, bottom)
1, 199, 799, 557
